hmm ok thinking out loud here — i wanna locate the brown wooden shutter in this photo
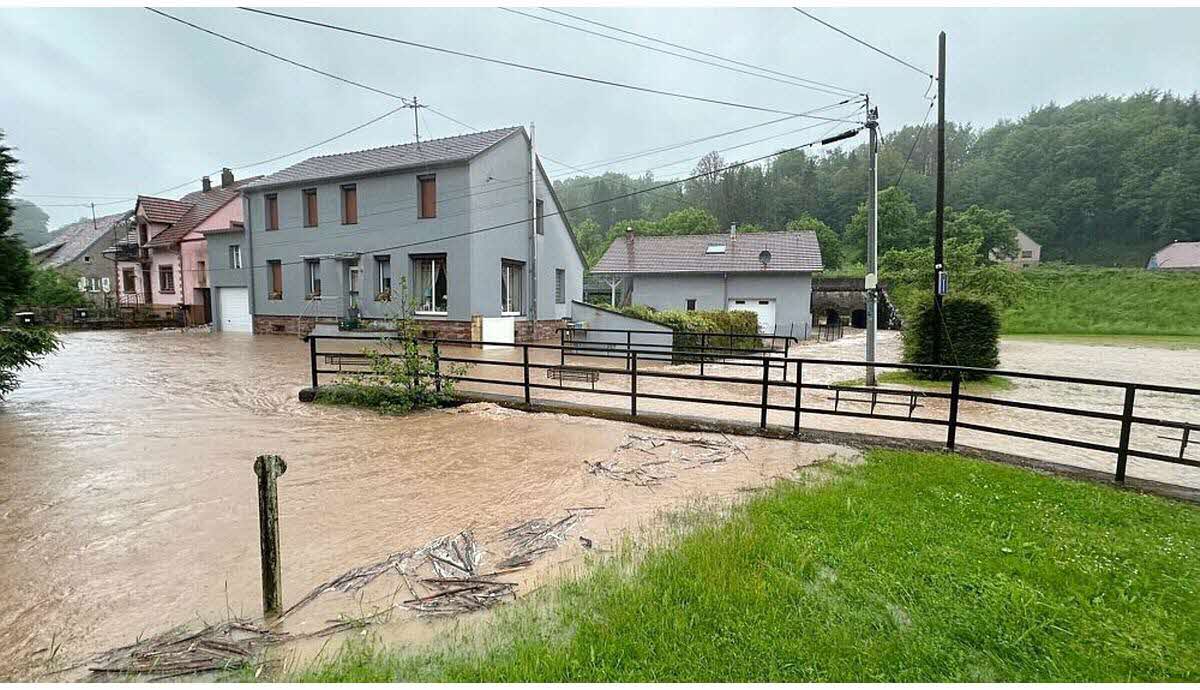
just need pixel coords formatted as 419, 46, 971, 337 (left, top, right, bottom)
304, 190, 318, 227
343, 185, 358, 224
271, 262, 283, 296
419, 176, 436, 218
266, 195, 279, 230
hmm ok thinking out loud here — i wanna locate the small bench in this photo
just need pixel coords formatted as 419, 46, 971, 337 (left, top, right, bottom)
324, 353, 373, 370
547, 366, 601, 389
828, 386, 925, 418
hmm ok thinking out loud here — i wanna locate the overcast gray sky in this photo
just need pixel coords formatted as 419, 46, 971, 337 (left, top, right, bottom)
3, 6, 1198, 229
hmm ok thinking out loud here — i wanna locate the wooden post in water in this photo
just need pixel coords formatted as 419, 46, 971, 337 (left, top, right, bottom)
253, 454, 287, 620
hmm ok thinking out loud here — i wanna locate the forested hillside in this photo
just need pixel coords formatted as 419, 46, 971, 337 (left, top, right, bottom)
555, 92, 1200, 268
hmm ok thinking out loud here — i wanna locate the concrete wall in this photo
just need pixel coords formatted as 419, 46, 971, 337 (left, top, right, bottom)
629, 271, 813, 337
568, 301, 672, 350
243, 129, 585, 328
205, 231, 248, 288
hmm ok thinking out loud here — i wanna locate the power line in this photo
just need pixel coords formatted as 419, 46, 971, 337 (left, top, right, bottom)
229, 126, 863, 275
894, 98, 936, 187
237, 7, 861, 123
792, 8, 934, 80
542, 7, 862, 97
248, 104, 865, 248
502, 8, 855, 98
147, 8, 412, 104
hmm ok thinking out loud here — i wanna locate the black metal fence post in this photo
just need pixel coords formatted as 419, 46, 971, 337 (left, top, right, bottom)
626, 331, 632, 371
947, 370, 961, 450
432, 339, 442, 393
782, 338, 791, 382
700, 332, 707, 377
1115, 385, 1137, 482
793, 362, 803, 435
308, 335, 318, 389
559, 328, 566, 366
522, 344, 531, 406
630, 351, 638, 417
760, 357, 770, 430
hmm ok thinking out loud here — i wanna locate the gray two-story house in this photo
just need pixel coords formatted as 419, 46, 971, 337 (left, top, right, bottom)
211, 127, 585, 339
592, 228, 822, 337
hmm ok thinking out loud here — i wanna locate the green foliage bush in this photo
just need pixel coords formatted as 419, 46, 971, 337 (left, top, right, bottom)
621, 305, 760, 357
902, 297, 1000, 380
27, 268, 88, 307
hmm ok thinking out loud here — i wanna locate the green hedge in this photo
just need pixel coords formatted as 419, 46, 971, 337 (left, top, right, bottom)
902, 297, 1000, 380
621, 306, 760, 359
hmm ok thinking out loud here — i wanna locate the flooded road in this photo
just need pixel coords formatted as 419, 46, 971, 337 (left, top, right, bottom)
1, 328, 1197, 679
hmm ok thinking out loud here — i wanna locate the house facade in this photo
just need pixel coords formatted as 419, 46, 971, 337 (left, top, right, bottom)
992, 229, 1042, 269
31, 210, 133, 305
1147, 240, 1200, 271
592, 228, 822, 337
110, 169, 256, 323
226, 127, 585, 338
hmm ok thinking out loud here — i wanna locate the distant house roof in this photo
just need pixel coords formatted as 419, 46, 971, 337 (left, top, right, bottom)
138, 196, 192, 224
32, 210, 134, 268
243, 127, 524, 191
1148, 240, 1200, 270
144, 177, 260, 247
592, 230, 823, 275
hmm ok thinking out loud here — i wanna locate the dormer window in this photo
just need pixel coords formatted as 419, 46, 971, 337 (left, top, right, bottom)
706, 244, 727, 254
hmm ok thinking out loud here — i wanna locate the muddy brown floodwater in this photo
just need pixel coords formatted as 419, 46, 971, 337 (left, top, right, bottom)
0, 329, 856, 680
1, 329, 1197, 679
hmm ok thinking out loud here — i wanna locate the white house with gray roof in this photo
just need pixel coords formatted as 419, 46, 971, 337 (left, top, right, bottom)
32, 210, 133, 305
592, 227, 823, 337
224, 127, 585, 338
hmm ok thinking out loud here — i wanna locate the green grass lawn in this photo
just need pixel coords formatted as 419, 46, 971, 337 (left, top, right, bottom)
1004, 333, 1200, 350
286, 451, 1200, 682
832, 370, 1015, 394
1002, 266, 1200, 336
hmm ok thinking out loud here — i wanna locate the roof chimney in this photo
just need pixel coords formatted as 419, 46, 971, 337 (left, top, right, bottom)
201, 176, 211, 192
220, 167, 234, 188
729, 223, 737, 239
625, 226, 635, 267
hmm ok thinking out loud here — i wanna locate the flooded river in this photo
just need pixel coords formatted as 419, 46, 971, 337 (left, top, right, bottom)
1, 329, 1197, 679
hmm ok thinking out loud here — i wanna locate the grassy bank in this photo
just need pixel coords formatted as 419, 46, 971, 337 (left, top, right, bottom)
289, 451, 1200, 682
1002, 266, 1200, 336
832, 370, 1015, 393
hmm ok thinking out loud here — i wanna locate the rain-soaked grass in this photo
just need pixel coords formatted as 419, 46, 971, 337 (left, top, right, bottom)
831, 370, 1016, 393
283, 450, 1200, 682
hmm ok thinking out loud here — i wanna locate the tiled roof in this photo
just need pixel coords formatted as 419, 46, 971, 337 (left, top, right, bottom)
144, 177, 260, 247
592, 230, 823, 274
1149, 241, 1200, 269
200, 220, 244, 236
138, 196, 192, 224
32, 210, 134, 268
243, 127, 524, 191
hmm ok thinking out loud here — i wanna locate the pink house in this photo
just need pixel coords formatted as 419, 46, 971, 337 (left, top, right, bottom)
113, 169, 259, 323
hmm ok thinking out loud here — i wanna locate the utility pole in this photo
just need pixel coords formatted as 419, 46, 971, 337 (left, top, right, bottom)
865, 101, 879, 386
404, 96, 425, 144
933, 32, 947, 364
528, 122, 538, 326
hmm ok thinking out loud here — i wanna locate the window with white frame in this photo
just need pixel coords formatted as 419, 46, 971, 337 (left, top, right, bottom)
413, 255, 448, 314
158, 265, 175, 293
305, 259, 321, 298
501, 260, 524, 315
555, 268, 565, 304
375, 256, 392, 300
230, 245, 242, 270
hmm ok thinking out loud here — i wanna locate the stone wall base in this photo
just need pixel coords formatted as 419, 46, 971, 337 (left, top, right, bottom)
253, 314, 564, 341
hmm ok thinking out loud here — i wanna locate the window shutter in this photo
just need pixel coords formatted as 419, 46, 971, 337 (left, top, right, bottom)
343, 185, 358, 224
419, 176, 436, 218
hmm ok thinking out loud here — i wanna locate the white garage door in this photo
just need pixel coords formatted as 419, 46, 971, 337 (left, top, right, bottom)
728, 298, 776, 335
217, 287, 252, 333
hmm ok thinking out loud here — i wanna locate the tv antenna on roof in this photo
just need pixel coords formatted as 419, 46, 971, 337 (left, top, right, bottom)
759, 250, 772, 267
403, 96, 426, 144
